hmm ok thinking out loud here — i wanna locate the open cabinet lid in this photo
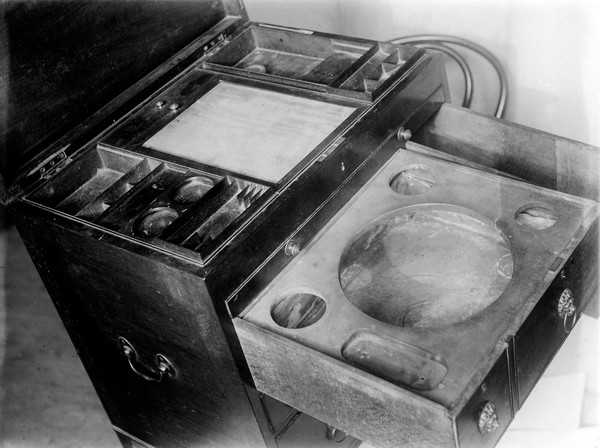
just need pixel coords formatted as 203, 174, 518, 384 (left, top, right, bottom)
0, 0, 248, 203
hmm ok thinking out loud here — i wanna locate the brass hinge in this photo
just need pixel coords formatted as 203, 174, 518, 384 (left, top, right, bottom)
28, 145, 71, 180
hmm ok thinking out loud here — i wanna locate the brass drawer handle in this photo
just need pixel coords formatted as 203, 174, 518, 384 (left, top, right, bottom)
477, 401, 500, 435
326, 425, 347, 443
118, 337, 176, 382
557, 288, 576, 334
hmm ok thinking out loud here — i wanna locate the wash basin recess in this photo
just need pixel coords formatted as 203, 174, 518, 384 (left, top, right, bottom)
339, 204, 513, 328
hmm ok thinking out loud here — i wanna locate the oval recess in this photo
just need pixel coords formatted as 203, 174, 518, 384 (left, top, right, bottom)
172, 176, 214, 204
270, 292, 326, 329
389, 165, 435, 195
341, 329, 447, 391
133, 207, 179, 238
515, 202, 558, 230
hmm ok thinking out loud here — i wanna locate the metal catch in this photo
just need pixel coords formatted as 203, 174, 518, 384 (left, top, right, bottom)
557, 288, 576, 334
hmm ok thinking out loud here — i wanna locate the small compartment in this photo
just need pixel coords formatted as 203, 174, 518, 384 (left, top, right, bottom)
270, 292, 327, 329
514, 202, 558, 230
341, 330, 447, 391
28, 147, 142, 212
96, 162, 189, 230
163, 177, 269, 258
335, 42, 418, 96
205, 26, 369, 85
75, 158, 160, 221
389, 165, 436, 195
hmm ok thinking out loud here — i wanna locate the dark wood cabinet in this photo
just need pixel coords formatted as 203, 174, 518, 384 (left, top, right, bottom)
2, 2, 598, 448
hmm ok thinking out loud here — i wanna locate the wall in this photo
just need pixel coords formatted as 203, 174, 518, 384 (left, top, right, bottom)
244, 0, 599, 146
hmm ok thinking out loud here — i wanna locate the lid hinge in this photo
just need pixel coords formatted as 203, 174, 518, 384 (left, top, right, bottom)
28, 145, 72, 181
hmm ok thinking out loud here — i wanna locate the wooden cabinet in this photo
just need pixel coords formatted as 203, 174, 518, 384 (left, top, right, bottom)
14, 213, 266, 448
2, 2, 598, 448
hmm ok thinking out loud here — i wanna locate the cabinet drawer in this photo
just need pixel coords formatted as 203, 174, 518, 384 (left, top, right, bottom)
456, 350, 513, 448
235, 318, 456, 448
514, 219, 598, 407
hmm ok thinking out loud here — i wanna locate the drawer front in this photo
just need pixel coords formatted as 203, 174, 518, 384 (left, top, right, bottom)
17, 215, 265, 448
515, 219, 598, 407
234, 318, 455, 448
456, 350, 513, 448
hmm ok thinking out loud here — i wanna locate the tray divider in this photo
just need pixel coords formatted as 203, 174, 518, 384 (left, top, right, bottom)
162, 177, 241, 245
196, 185, 270, 259
75, 158, 155, 221
95, 162, 186, 230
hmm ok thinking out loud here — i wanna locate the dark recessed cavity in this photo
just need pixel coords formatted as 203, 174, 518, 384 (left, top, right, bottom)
205, 26, 368, 84
339, 205, 513, 328
341, 330, 447, 390
270, 292, 327, 329
172, 176, 214, 204
389, 166, 435, 195
515, 203, 558, 230
133, 207, 179, 237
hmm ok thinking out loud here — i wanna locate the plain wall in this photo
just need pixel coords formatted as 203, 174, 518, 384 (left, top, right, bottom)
244, 0, 599, 147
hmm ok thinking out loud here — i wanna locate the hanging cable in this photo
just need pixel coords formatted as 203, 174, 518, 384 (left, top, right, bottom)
388, 35, 508, 118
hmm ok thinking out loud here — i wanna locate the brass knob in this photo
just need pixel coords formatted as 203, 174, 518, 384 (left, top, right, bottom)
285, 240, 301, 257
397, 127, 412, 142
477, 401, 500, 435
557, 288, 576, 334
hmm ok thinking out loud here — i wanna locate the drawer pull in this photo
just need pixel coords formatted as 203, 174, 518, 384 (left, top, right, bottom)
326, 425, 347, 443
118, 337, 176, 382
477, 401, 500, 435
557, 288, 576, 334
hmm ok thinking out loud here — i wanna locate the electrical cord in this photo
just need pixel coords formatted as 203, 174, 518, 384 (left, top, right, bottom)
388, 35, 508, 118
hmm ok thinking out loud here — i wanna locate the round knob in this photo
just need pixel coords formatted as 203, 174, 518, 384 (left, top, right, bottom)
557, 288, 576, 333
478, 401, 500, 435
397, 127, 412, 142
285, 240, 301, 257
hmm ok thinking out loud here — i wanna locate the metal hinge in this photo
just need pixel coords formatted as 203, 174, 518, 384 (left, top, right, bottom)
28, 145, 71, 180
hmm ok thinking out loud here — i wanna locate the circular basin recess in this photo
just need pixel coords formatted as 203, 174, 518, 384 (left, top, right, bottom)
133, 207, 179, 238
172, 176, 214, 204
389, 165, 435, 195
339, 204, 513, 328
270, 292, 326, 329
515, 203, 558, 230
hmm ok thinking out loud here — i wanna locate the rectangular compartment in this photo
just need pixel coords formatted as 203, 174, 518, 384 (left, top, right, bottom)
29, 147, 143, 210
26, 145, 271, 263
205, 26, 369, 85
334, 42, 418, 98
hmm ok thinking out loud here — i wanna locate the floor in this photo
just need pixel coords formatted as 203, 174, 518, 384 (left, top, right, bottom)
0, 225, 119, 448
0, 222, 597, 448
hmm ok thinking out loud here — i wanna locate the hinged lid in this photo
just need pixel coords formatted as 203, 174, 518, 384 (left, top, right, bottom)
0, 0, 248, 203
